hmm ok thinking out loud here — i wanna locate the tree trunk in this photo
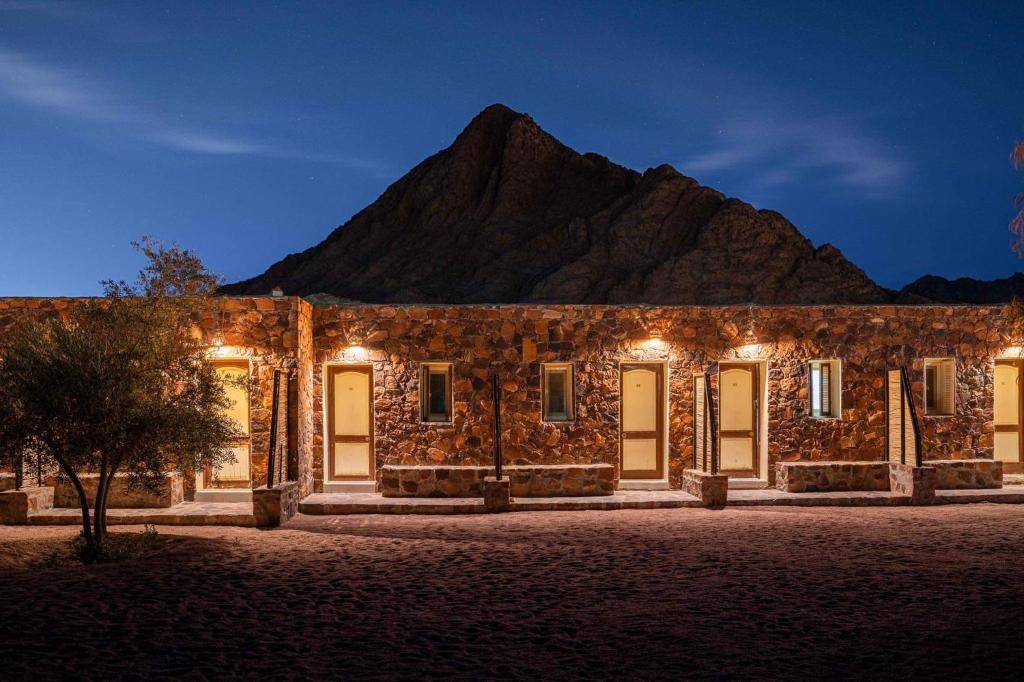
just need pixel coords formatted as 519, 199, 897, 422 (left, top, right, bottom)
57, 460, 96, 562
94, 462, 110, 550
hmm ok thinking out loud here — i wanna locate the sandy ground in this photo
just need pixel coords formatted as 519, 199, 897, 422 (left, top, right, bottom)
2, 506, 1024, 680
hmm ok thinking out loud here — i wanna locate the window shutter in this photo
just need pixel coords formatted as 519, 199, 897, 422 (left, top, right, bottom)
940, 360, 955, 415
694, 375, 706, 471
419, 364, 428, 420
821, 362, 831, 416
886, 370, 902, 462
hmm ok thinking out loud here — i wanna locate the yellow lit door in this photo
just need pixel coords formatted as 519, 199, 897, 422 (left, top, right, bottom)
995, 360, 1022, 472
328, 366, 374, 480
620, 363, 664, 479
719, 363, 758, 477
208, 360, 251, 488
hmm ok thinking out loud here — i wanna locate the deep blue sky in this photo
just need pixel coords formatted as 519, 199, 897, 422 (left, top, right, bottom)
1, 1, 1022, 295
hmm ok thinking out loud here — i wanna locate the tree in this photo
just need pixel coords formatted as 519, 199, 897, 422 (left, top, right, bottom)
1012, 141, 1024, 256
0, 238, 241, 561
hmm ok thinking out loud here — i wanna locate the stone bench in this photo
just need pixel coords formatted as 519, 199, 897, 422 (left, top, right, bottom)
0, 486, 54, 524
51, 472, 184, 509
776, 459, 1003, 495
0, 473, 16, 492
775, 462, 892, 493
380, 464, 615, 498
924, 459, 1002, 490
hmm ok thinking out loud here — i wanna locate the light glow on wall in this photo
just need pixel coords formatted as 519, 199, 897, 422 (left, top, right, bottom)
207, 344, 247, 359
341, 345, 369, 361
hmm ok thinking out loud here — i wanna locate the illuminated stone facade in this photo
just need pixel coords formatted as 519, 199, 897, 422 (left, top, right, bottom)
0, 297, 1016, 493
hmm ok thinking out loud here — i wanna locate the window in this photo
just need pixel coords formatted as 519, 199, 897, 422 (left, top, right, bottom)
924, 358, 955, 416
809, 360, 841, 418
420, 363, 452, 422
542, 363, 574, 421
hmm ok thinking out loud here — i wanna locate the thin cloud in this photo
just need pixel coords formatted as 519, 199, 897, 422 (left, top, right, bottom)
0, 48, 389, 173
681, 115, 908, 197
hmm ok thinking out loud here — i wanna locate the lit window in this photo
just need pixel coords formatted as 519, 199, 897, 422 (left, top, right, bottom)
542, 363, 574, 422
924, 358, 956, 416
420, 363, 452, 422
809, 360, 841, 418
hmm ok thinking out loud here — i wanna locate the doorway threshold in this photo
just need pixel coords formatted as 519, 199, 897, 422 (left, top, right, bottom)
617, 480, 670, 491
728, 477, 768, 490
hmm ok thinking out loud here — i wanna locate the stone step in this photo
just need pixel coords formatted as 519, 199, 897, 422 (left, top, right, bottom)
323, 481, 377, 494
195, 489, 253, 503
298, 490, 703, 515
727, 477, 769, 490
617, 480, 670, 491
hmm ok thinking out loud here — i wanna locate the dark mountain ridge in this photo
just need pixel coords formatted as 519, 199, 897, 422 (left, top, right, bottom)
223, 104, 1016, 305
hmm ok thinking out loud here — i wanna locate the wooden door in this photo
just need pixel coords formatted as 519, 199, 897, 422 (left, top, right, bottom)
328, 365, 374, 481
206, 359, 251, 488
719, 363, 758, 477
620, 363, 665, 479
994, 360, 1023, 473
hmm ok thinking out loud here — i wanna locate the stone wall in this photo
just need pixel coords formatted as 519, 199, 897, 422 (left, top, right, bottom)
294, 299, 316, 497
312, 304, 1012, 490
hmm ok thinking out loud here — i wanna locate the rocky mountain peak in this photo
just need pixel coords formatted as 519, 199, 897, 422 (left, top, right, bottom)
222, 104, 894, 304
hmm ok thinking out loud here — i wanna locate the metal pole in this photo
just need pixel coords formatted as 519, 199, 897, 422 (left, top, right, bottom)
267, 369, 281, 488
492, 372, 503, 481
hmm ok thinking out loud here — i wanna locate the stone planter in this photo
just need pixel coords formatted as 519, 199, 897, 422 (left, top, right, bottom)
680, 470, 728, 508
252, 481, 300, 527
889, 463, 938, 504
483, 477, 511, 512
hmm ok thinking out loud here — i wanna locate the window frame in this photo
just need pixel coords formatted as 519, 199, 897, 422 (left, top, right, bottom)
419, 362, 453, 423
808, 359, 841, 419
923, 357, 956, 417
541, 362, 575, 423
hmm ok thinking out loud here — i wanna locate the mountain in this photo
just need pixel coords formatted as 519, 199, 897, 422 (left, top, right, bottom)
221, 104, 893, 304
898, 273, 1024, 304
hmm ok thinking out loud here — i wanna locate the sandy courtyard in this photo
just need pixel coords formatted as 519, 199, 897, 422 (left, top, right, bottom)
2, 505, 1023, 680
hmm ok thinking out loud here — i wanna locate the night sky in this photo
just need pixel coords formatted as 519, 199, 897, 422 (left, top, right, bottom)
1, 1, 1022, 295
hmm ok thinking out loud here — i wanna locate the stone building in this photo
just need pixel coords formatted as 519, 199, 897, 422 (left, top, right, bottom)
2, 296, 1021, 503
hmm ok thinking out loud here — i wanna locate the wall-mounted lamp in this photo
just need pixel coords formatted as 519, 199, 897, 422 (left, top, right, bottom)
743, 304, 757, 343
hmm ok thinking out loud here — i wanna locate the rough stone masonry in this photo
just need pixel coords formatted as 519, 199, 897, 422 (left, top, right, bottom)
0, 297, 1016, 493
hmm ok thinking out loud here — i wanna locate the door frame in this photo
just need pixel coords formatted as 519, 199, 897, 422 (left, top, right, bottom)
618, 361, 667, 481
204, 358, 252, 489
995, 358, 1024, 474
718, 361, 760, 479
325, 363, 375, 482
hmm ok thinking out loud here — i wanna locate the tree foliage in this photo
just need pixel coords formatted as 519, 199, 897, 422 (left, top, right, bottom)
0, 238, 240, 561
